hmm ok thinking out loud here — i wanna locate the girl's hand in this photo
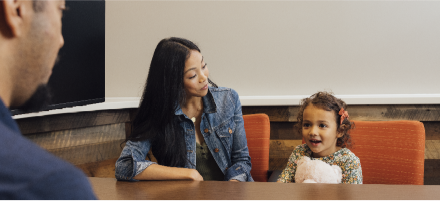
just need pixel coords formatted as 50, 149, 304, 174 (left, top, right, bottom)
229, 179, 240, 182
186, 169, 204, 181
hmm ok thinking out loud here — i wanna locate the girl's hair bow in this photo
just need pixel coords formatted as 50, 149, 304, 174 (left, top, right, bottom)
338, 108, 349, 125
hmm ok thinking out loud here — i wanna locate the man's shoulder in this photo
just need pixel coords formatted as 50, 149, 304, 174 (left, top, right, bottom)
0, 122, 96, 199
0, 121, 71, 174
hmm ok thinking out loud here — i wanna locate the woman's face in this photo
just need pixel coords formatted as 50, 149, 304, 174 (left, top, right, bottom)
183, 50, 209, 98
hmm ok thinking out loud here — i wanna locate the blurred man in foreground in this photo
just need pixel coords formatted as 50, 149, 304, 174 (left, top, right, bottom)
0, 0, 96, 199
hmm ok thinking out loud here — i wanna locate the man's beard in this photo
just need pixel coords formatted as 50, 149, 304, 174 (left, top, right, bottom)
14, 85, 52, 114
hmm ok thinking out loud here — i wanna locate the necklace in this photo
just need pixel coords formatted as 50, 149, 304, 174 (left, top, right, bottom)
183, 100, 202, 123
189, 109, 201, 123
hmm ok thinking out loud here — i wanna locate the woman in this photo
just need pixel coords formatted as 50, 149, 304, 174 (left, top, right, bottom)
115, 37, 253, 182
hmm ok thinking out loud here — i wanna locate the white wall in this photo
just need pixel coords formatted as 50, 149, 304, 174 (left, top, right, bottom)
106, 1, 440, 105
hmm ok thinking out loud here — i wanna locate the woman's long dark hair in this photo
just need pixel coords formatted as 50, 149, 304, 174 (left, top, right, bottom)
127, 37, 201, 167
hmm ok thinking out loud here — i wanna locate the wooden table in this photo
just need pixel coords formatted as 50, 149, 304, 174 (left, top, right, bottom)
88, 177, 440, 200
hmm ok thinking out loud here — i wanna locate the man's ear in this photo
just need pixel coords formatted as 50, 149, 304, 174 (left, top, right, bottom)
0, 0, 30, 37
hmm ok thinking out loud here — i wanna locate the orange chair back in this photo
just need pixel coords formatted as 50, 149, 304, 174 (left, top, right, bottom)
243, 114, 270, 182
350, 120, 425, 185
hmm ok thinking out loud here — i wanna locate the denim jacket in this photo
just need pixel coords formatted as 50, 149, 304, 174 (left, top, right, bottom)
115, 87, 253, 182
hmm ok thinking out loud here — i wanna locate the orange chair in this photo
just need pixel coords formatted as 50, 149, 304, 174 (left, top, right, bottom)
243, 114, 270, 182
349, 120, 425, 185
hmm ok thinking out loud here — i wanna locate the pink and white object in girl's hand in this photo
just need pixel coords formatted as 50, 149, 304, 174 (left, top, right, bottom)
295, 156, 342, 184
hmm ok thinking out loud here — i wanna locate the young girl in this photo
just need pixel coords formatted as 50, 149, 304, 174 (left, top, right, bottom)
277, 91, 362, 184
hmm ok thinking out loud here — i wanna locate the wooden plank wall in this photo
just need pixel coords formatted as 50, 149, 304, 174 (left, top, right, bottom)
242, 105, 440, 185
17, 105, 440, 184
18, 110, 134, 177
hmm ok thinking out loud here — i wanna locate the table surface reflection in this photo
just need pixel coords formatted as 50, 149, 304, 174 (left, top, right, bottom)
88, 177, 440, 200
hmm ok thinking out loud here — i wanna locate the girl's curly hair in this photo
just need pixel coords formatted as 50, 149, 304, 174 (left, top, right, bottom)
295, 91, 355, 148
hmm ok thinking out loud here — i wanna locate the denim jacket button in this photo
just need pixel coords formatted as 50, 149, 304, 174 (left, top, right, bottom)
214, 148, 219, 152
228, 128, 232, 134
204, 128, 209, 133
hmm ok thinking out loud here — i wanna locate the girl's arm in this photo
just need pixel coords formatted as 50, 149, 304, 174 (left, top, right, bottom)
341, 156, 363, 184
115, 140, 203, 181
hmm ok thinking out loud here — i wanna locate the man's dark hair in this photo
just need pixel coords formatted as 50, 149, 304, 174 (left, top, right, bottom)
10, 85, 52, 114
32, 1, 46, 12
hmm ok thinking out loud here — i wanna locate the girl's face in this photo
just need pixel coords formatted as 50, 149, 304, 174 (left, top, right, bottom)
302, 103, 343, 158
183, 50, 209, 98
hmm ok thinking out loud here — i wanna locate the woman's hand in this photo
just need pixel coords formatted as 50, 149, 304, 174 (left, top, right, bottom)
186, 169, 204, 181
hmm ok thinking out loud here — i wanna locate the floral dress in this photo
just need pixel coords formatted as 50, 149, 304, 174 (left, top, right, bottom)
277, 144, 363, 184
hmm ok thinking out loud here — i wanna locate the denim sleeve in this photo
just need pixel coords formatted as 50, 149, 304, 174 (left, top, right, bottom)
229, 173, 246, 182
115, 139, 157, 181
224, 89, 254, 182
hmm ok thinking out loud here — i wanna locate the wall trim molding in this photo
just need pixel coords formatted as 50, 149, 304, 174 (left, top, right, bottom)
13, 94, 440, 119
240, 94, 440, 106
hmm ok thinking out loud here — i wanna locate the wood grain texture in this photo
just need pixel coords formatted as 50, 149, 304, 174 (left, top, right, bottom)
243, 105, 440, 122
424, 159, 440, 185
424, 121, 440, 140
17, 110, 131, 135
25, 123, 126, 165
89, 177, 440, 200
270, 122, 301, 140
47, 139, 124, 165
242, 106, 298, 122
269, 140, 302, 159
77, 158, 118, 178
425, 140, 440, 159
269, 140, 301, 171
26, 123, 125, 149
269, 158, 289, 171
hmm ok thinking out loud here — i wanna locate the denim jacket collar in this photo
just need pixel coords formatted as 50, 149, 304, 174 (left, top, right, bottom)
174, 87, 217, 119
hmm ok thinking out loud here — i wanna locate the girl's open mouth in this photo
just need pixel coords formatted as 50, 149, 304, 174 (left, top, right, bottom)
309, 139, 322, 146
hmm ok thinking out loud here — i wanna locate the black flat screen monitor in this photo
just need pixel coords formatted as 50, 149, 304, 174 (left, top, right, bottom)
12, 0, 105, 115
